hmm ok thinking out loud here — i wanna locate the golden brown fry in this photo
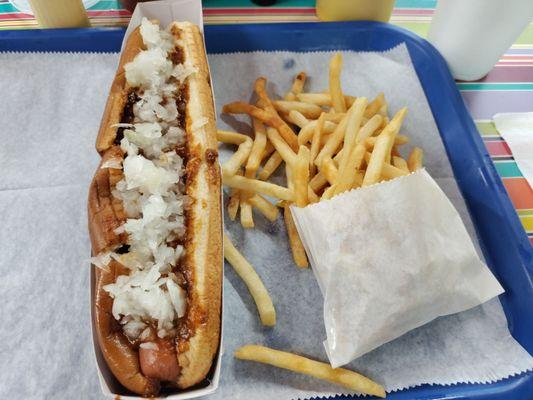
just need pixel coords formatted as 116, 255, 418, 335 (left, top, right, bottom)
234, 345, 386, 398
298, 120, 337, 145
408, 147, 423, 172
362, 130, 394, 187
321, 157, 339, 185
383, 108, 408, 163
273, 101, 323, 119
315, 109, 350, 167
352, 171, 364, 189
284, 71, 307, 101
363, 93, 385, 119
246, 119, 268, 175
309, 113, 326, 177
222, 136, 253, 176
392, 156, 410, 173
334, 144, 366, 195
240, 196, 254, 228
355, 114, 383, 144
379, 103, 388, 117
258, 151, 283, 181
337, 97, 368, 179
329, 52, 346, 113
286, 110, 310, 129
297, 93, 356, 107
224, 237, 276, 326
323, 113, 347, 123
381, 163, 410, 180
283, 205, 309, 268
307, 186, 320, 204
223, 101, 299, 151
249, 194, 280, 222
227, 187, 240, 221
266, 127, 298, 166
364, 134, 409, 150
223, 171, 293, 201
321, 185, 336, 201
217, 130, 250, 145
294, 146, 310, 207
260, 141, 275, 162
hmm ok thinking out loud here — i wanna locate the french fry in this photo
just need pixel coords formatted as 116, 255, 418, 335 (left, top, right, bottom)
258, 151, 283, 181
294, 146, 310, 207
283, 205, 309, 268
379, 102, 388, 117
323, 113, 347, 123
337, 97, 368, 179
240, 195, 255, 228
223, 171, 293, 201
381, 163, 410, 180
321, 185, 336, 200
329, 52, 346, 113
222, 136, 253, 176
224, 236, 276, 326
309, 171, 328, 193
315, 108, 350, 167
362, 130, 394, 187
392, 156, 410, 173
273, 101, 323, 119
408, 147, 423, 172
260, 141, 275, 162
222, 101, 299, 151
298, 120, 337, 145
308, 186, 320, 203
286, 110, 310, 128
309, 113, 326, 177
334, 144, 366, 195
364, 134, 409, 150
321, 157, 339, 185
227, 187, 240, 221
217, 130, 250, 145
355, 114, 383, 144
266, 127, 298, 166
284, 71, 307, 101
249, 194, 280, 222
245, 119, 268, 176
363, 93, 385, 119
234, 345, 386, 398
383, 108, 408, 163
297, 93, 356, 108
352, 171, 364, 189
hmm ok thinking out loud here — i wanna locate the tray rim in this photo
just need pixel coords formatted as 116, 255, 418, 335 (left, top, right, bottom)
1, 21, 531, 400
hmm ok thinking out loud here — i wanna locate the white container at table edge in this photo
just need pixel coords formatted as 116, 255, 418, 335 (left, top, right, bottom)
90, 1, 223, 398
427, 0, 533, 81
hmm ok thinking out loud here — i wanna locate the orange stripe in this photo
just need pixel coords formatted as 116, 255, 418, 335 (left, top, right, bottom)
503, 178, 533, 209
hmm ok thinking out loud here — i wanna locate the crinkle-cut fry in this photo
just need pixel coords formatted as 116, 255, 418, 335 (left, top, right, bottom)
248, 194, 280, 222
308, 186, 320, 204
329, 52, 346, 113
321, 157, 339, 185
273, 101, 323, 119
266, 127, 298, 166
283, 205, 309, 268
408, 147, 424, 172
355, 114, 383, 144
294, 146, 310, 207
364, 134, 409, 150
284, 71, 307, 100
392, 156, 410, 173
224, 237, 276, 326
222, 135, 253, 176
309, 113, 326, 177
362, 130, 394, 187
222, 101, 299, 152
223, 171, 294, 201
217, 129, 250, 145
246, 119, 268, 175
298, 120, 337, 145
286, 110, 310, 129
296, 93, 356, 108
234, 345, 386, 398
315, 106, 351, 167
240, 196, 254, 228
363, 93, 385, 119
337, 97, 368, 179
333, 144, 366, 195
227, 187, 240, 221
258, 151, 283, 181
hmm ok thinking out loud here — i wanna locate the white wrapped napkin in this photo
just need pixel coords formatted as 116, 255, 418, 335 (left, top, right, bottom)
291, 169, 505, 368
493, 112, 533, 189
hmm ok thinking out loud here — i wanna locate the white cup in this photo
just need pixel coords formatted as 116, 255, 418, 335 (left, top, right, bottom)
428, 0, 533, 81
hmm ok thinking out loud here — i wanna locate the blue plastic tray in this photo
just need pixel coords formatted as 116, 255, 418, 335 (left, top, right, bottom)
1, 21, 531, 400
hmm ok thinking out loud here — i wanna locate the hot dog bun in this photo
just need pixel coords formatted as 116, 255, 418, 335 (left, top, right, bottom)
88, 20, 221, 396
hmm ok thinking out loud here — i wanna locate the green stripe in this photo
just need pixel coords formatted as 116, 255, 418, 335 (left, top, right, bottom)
203, 0, 313, 7
476, 121, 500, 137
459, 83, 533, 91
494, 161, 523, 178
518, 210, 533, 216
393, 21, 430, 38
517, 24, 533, 45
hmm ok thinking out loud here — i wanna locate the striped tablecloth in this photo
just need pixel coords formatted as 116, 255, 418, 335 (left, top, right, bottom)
1, 0, 532, 244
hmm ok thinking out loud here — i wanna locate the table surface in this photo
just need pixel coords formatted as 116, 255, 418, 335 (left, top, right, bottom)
1, 0, 532, 247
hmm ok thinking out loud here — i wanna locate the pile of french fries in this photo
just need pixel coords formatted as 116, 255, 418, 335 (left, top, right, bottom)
219, 52, 424, 268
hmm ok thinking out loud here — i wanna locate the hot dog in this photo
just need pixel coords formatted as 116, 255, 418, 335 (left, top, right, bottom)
88, 18, 221, 396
